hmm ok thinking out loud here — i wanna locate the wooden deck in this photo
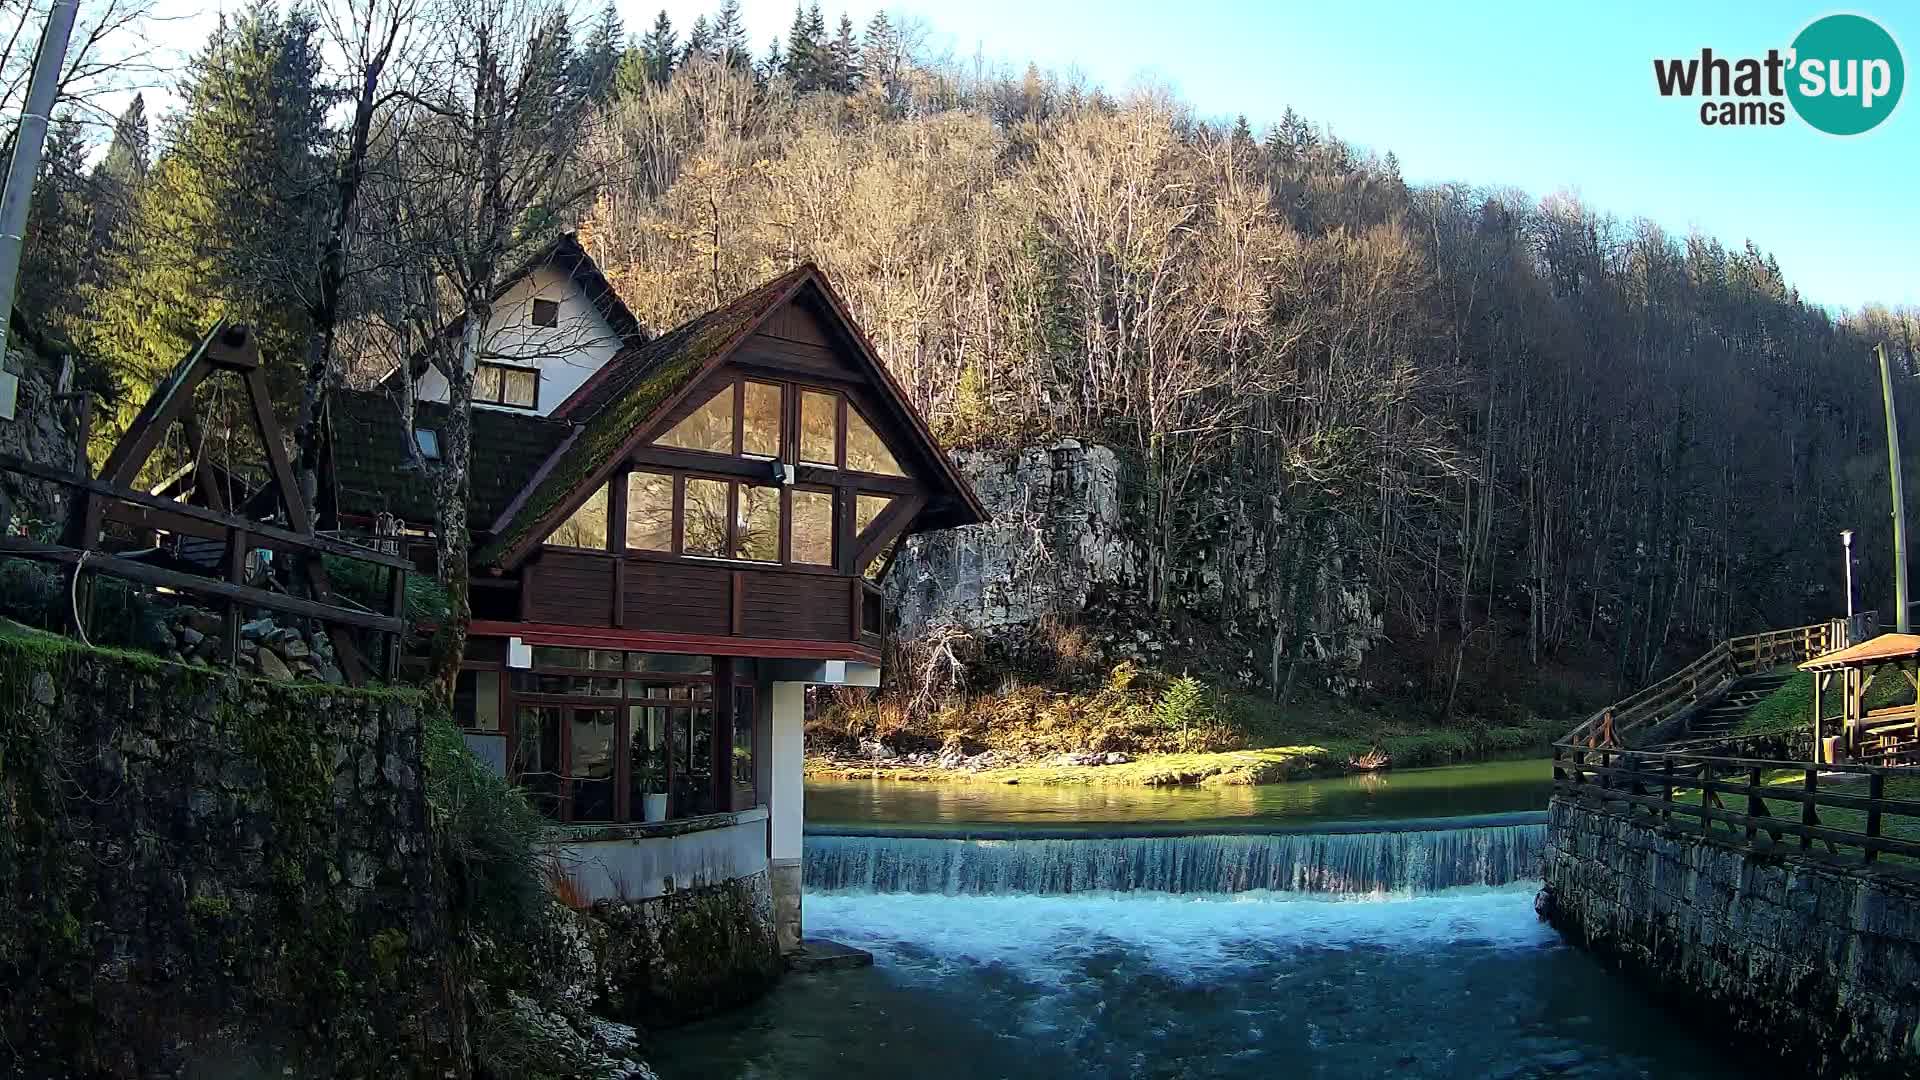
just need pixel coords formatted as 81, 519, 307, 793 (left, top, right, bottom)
1554, 612, 1920, 868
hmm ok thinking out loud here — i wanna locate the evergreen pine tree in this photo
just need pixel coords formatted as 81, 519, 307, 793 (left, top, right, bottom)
572, 0, 623, 101
828, 12, 859, 92
18, 115, 95, 336
637, 10, 677, 85
88, 93, 149, 256
683, 15, 713, 64
861, 9, 896, 88
759, 35, 783, 81
1229, 113, 1254, 157
712, 0, 750, 68
86, 3, 330, 468
782, 3, 818, 89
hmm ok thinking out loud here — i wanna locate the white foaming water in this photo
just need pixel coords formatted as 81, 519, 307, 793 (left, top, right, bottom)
805, 824, 1544, 896
807, 883, 1555, 989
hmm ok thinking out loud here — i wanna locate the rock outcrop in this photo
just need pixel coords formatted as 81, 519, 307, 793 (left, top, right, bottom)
888, 440, 1382, 693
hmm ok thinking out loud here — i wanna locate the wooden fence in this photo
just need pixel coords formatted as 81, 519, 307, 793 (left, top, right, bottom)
1554, 742, 1920, 865
0, 451, 408, 682
1561, 620, 1852, 747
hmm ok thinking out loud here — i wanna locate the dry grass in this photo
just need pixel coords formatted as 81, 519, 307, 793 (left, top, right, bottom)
542, 859, 591, 911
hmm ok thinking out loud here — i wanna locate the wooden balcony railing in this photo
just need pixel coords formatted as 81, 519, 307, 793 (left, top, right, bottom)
1562, 620, 1853, 747
1554, 742, 1920, 865
0, 450, 408, 682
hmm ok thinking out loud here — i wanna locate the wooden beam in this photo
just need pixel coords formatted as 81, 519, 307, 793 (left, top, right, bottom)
0, 538, 404, 634
855, 493, 927, 571
468, 619, 880, 665
712, 655, 735, 812
99, 327, 219, 486
0, 453, 411, 570
243, 367, 309, 533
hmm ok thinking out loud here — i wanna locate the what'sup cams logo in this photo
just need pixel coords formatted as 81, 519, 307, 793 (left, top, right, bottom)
1654, 13, 1904, 134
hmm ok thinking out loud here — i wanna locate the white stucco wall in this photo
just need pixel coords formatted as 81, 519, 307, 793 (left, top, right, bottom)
768, 681, 806, 864
415, 266, 623, 417
550, 807, 770, 903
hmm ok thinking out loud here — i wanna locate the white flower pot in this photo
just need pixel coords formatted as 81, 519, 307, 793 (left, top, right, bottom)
643, 793, 669, 822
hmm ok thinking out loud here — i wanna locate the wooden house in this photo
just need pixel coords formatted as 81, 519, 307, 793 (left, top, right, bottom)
325, 235, 986, 948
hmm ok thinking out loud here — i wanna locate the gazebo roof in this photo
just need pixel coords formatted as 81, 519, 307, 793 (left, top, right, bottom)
1800, 633, 1920, 672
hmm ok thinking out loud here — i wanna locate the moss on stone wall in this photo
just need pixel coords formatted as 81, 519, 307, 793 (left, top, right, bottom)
0, 622, 457, 1079
593, 872, 784, 1027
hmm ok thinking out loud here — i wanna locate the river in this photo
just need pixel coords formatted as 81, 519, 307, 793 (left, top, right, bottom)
650, 760, 1739, 1078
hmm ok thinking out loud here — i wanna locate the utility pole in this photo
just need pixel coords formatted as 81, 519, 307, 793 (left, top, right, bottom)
0, 0, 80, 365
1842, 529, 1855, 619
1880, 343, 1910, 634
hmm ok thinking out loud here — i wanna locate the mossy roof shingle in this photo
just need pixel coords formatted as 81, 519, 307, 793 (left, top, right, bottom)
329, 389, 571, 529
473, 265, 814, 565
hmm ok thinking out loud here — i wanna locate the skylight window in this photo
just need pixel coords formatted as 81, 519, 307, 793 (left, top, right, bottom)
414, 428, 441, 461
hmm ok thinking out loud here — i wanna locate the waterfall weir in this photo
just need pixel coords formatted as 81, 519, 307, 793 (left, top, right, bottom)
804, 814, 1545, 896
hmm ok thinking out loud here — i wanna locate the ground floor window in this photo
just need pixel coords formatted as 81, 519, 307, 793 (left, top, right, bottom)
454, 647, 756, 824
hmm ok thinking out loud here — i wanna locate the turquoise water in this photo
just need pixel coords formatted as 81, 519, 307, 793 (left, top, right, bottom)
650, 761, 1739, 1079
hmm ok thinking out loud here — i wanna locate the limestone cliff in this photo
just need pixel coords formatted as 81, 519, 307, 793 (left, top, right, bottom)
888, 440, 1382, 693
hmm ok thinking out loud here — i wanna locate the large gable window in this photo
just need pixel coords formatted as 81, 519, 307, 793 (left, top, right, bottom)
682, 478, 729, 556
547, 483, 608, 549
799, 389, 837, 467
791, 489, 834, 565
657, 386, 733, 453
846, 408, 905, 477
625, 471, 673, 552
679, 477, 782, 562
742, 381, 782, 458
737, 484, 781, 561
475, 361, 538, 409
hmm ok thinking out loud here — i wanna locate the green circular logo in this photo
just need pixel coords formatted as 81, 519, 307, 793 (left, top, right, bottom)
1788, 14, 1904, 135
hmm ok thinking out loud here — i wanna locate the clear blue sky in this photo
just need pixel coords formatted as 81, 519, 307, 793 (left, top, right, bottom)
137, 0, 1916, 310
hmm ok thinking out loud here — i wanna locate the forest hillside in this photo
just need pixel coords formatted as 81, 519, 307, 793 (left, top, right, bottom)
16, 0, 1920, 745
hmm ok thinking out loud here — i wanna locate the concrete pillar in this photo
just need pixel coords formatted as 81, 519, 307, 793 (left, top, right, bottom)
768, 679, 805, 952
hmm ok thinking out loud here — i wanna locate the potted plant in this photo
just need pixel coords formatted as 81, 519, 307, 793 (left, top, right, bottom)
637, 756, 669, 822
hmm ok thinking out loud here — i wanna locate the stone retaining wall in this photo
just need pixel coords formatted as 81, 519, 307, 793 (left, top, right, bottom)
0, 627, 457, 1078
1543, 796, 1920, 1078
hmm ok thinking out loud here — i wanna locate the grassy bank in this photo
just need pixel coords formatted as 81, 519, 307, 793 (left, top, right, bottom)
1736, 669, 1912, 737
807, 667, 1562, 787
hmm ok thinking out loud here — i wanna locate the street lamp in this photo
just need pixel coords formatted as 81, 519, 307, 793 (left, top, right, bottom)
1842, 529, 1855, 620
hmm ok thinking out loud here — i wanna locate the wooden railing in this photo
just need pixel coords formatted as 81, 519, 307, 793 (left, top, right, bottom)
0, 451, 408, 682
1562, 620, 1849, 747
1554, 743, 1920, 864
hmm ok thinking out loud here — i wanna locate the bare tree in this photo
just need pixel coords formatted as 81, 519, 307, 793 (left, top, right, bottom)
393, 0, 601, 696
291, 0, 424, 514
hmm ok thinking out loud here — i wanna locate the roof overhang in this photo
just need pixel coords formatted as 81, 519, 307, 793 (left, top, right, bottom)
1800, 632, 1920, 672
469, 619, 882, 666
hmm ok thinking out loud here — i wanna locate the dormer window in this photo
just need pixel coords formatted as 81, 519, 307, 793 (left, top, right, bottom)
531, 297, 560, 328
475, 361, 538, 409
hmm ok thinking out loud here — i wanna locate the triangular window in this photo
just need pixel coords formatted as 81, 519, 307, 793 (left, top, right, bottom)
655, 386, 733, 454
845, 408, 904, 477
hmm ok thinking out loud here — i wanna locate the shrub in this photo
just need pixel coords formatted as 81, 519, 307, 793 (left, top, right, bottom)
423, 714, 547, 938
1153, 675, 1213, 733
323, 554, 449, 623
0, 557, 172, 653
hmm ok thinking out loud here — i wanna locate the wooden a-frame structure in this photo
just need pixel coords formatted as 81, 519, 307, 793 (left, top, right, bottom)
0, 322, 412, 684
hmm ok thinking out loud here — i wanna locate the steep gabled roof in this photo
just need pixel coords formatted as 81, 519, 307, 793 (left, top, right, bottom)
475, 266, 813, 565
329, 389, 572, 529
475, 264, 988, 568
385, 232, 648, 384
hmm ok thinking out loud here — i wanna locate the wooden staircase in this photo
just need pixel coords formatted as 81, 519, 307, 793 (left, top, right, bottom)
1676, 670, 1795, 741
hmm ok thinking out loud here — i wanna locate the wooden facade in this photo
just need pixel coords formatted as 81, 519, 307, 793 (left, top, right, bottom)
356, 249, 990, 829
